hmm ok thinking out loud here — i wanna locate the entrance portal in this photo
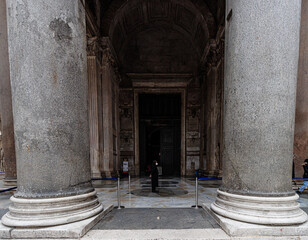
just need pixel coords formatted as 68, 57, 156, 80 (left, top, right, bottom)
139, 94, 181, 176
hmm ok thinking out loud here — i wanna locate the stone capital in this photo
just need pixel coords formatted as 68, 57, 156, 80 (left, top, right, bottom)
87, 36, 101, 56
101, 37, 118, 68
101, 37, 122, 82
205, 40, 224, 69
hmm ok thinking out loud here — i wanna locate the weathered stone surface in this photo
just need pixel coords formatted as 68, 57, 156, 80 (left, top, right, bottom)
0, 205, 113, 239
6, 0, 92, 198
294, 0, 308, 178
221, 0, 302, 197
0, 0, 16, 183
204, 203, 308, 237
3, 0, 102, 228
211, 0, 306, 227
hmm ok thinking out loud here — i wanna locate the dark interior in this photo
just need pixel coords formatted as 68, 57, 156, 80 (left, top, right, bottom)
139, 94, 181, 176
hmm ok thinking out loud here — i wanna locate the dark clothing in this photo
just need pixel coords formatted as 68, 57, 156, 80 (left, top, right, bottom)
151, 163, 159, 192
303, 164, 308, 178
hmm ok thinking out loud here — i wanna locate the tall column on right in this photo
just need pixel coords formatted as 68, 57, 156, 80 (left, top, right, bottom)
294, 0, 308, 177
211, 0, 307, 225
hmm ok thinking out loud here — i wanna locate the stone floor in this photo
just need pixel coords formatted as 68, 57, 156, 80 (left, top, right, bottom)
2, 177, 308, 239
94, 177, 219, 208
93, 208, 219, 230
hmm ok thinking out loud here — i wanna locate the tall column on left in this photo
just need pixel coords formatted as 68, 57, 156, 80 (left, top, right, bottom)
2, 0, 103, 227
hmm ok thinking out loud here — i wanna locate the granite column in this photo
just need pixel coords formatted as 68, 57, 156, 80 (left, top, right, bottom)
294, 0, 308, 177
0, 0, 17, 186
2, 0, 103, 227
211, 0, 307, 225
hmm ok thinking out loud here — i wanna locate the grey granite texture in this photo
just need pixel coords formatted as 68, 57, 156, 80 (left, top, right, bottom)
221, 0, 302, 197
6, 0, 92, 198
0, 0, 16, 182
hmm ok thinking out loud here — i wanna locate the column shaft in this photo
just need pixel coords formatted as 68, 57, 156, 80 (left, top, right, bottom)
0, 0, 16, 185
87, 56, 101, 178
294, 0, 308, 177
2, 0, 102, 227
102, 60, 114, 177
211, 0, 306, 225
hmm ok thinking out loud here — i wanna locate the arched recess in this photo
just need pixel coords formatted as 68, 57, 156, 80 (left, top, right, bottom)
94, 0, 224, 177
101, 0, 218, 72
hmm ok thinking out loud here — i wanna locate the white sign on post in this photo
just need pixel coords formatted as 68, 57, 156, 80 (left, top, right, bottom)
123, 160, 129, 173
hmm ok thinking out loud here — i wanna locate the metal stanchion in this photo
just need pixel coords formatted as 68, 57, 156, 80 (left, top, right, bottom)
195, 177, 198, 209
192, 176, 201, 208
128, 173, 131, 194
117, 177, 121, 209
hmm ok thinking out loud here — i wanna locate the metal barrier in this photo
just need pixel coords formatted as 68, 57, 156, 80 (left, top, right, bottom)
92, 178, 118, 181
194, 177, 199, 209
192, 177, 222, 209
92, 177, 124, 209
117, 178, 121, 209
0, 187, 17, 194
128, 173, 131, 194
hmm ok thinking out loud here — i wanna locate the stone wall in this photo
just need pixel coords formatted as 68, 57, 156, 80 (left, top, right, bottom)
186, 80, 202, 176
119, 89, 135, 175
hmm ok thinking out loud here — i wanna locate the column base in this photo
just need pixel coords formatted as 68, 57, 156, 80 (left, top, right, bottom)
203, 202, 308, 237
1, 190, 103, 227
0, 205, 113, 239
91, 172, 102, 179
101, 171, 118, 178
202, 170, 220, 178
211, 189, 307, 226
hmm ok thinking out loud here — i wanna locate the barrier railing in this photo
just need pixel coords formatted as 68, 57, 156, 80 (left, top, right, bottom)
0, 187, 17, 194
128, 174, 131, 195
192, 176, 222, 209
198, 177, 222, 181
92, 177, 125, 209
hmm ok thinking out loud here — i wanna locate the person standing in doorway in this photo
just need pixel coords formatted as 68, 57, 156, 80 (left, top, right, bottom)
150, 160, 159, 193
297, 159, 308, 194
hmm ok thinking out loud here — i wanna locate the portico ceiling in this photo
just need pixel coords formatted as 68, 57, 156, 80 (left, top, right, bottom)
105, 0, 215, 57
87, 0, 223, 74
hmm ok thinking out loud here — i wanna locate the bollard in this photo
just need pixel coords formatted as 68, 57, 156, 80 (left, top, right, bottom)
128, 173, 131, 194
117, 177, 121, 209
195, 177, 198, 209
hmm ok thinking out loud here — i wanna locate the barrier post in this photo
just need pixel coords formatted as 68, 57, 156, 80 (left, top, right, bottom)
195, 177, 199, 209
117, 177, 121, 209
128, 173, 131, 194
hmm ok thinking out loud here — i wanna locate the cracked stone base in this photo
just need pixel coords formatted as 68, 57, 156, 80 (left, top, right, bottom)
0, 204, 113, 239
203, 203, 308, 237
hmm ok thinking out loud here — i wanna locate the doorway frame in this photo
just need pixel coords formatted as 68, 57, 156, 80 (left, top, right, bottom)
134, 88, 186, 176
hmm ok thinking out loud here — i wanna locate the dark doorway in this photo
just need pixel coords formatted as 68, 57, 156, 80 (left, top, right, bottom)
139, 94, 181, 176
